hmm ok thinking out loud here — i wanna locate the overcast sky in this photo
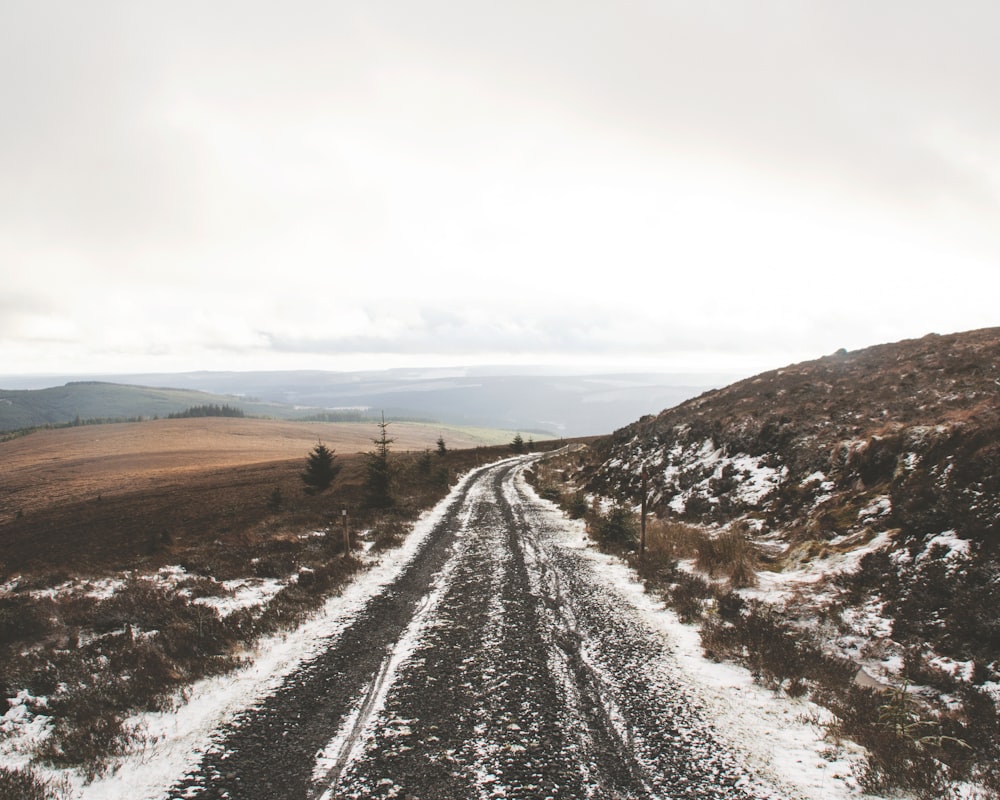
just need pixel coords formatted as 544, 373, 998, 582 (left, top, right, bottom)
2, 1, 998, 379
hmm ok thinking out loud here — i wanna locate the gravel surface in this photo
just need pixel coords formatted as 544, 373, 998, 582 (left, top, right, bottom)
168, 456, 790, 800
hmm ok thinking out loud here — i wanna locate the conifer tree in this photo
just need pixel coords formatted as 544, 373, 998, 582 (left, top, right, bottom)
301, 441, 340, 495
365, 413, 395, 508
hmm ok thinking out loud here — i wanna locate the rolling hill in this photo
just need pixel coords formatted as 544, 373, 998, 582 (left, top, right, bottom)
0, 382, 295, 432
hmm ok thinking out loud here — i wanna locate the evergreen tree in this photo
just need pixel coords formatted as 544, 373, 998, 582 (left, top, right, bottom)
301, 442, 340, 495
436, 435, 447, 455
365, 413, 395, 508
267, 486, 284, 511
417, 448, 434, 476
510, 432, 525, 453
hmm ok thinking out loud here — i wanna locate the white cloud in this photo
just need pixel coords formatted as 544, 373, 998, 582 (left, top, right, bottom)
1, 1, 998, 377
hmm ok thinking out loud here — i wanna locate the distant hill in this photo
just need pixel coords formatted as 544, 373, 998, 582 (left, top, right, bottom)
0, 368, 729, 437
0, 382, 294, 432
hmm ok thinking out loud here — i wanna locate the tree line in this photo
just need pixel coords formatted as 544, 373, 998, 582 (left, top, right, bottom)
167, 404, 246, 419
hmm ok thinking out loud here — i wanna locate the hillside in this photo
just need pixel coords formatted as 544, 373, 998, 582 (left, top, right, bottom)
589, 328, 999, 540
0, 382, 294, 432
565, 327, 1000, 795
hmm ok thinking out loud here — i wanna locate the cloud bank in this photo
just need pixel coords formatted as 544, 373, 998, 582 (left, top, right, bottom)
2, 1, 998, 377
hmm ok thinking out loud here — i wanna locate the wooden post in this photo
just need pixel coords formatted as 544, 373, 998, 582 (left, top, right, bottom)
341, 508, 350, 557
640, 468, 648, 556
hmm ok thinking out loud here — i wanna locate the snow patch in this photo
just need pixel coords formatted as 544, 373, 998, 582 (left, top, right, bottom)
659, 438, 786, 513
50, 462, 500, 800
858, 495, 891, 523
524, 477, 872, 800
916, 530, 970, 563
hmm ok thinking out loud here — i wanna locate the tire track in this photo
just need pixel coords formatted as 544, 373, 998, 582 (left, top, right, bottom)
170, 454, 786, 800
166, 459, 517, 800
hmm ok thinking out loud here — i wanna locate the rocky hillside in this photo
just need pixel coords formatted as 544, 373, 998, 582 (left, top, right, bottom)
589, 328, 999, 542
573, 327, 1000, 794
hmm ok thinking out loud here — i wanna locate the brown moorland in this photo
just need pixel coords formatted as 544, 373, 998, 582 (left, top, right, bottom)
0, 417, 517, 578
0, 417, 558, 786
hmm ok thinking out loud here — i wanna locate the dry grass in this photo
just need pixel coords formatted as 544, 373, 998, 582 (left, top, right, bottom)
694, 524, 760, 588
642, 518, 703, 560
0, 423, 546, 780
636, 519, 759, 589
0, 767, 65, 800
0, 419, 516, 577
0, 417, 508, 522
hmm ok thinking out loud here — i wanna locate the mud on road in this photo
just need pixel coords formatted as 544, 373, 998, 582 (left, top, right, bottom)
170, 455, 789, 800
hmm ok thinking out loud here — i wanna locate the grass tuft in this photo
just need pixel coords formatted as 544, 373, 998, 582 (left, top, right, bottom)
0, 767, 66, 800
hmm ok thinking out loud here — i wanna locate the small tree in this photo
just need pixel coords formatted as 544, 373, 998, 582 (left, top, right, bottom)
595, 504, 638, 549
511, 432, 525, 453
436, 435, 447, 455
301, 442, 340, 495
417, 448, 433, 476
267, 486, 284, 511
365, 413, 395, 508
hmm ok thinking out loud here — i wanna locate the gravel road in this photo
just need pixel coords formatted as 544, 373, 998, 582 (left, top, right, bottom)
169, 455, 789, 800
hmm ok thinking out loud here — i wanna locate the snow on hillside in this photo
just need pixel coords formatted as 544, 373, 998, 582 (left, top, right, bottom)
572, 329, 1000, 797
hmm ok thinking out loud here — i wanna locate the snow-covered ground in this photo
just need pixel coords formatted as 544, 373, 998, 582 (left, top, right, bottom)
5, 458, 902, 799
8, 466, 491, 799
520, 474, 878, 800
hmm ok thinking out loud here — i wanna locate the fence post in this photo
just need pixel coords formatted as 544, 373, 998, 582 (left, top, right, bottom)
341, 508, 350, 557
640, 468, 647, 556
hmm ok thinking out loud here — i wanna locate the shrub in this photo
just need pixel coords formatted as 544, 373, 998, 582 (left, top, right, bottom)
700, 599, 853, 696
694, 524, 759, 588
370, 517, 408, 552
39, 662, 140, 772
825, 685, 953, 799
267, 486, 283, 511
593, 504, 638, 550
0, 767, 59, 800
253, 554, 295, 579
0, 596, 54, 645
671, 572, 712, 623
91, 578, 186, 634
565, 492, 589, 519
536, 484, 562, 503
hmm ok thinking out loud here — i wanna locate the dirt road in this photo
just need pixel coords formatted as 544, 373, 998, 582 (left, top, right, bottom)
169, 455, 787, 799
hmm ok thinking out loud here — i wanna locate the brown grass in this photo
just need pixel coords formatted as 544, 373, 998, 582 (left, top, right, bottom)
0, 418, 504, 517
0, 418, 513, 578
0, 421, 549, 777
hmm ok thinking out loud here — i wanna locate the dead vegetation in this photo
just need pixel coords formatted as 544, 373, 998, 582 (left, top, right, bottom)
531, 375, 1000, 800
0, 418, 543, 790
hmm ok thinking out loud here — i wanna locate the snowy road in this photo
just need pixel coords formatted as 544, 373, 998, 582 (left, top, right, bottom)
167, 455, 793, 799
